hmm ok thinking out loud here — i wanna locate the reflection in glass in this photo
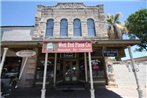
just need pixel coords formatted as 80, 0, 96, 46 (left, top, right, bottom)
87, 19, 96, 37
74, 19, 82, 36
46, 19, 54, 37
60, 19, 68, 37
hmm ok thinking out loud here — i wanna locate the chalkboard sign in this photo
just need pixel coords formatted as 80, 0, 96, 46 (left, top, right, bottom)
103, 50, 118, 57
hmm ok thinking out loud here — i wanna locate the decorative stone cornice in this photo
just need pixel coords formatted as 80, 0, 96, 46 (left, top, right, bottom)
55, 3, 86, 8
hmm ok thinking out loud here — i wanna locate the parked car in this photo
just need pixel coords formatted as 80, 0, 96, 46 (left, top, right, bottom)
1, 72, 18, 97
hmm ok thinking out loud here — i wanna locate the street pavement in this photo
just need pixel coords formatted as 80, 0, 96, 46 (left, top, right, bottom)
4, 85, 146, 98
4, 86, 121, 98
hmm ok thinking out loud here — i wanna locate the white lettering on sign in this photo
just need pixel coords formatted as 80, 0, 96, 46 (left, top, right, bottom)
42, 41, 92, 53
58, 43, 67, 47
103, 50, 118, 57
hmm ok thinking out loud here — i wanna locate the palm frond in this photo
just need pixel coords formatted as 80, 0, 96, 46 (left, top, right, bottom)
107, 15, 113, 24
114, 13, 121, 23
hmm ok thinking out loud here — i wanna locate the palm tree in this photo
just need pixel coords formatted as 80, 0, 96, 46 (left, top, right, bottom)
107, 13, 127, 40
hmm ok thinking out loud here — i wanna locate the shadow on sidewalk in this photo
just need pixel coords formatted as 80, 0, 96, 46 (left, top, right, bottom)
95, 87, 122, 98
5, 86, 122, 98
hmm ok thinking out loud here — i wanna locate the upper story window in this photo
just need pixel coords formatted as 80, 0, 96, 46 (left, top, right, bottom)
60, 19, 68, 37
87, 19, 96, 37
46, 19, 54, 37
73, 19, 82, 36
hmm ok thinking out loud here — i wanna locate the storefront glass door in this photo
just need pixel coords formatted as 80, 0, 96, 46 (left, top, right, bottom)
63, 60, 78, 82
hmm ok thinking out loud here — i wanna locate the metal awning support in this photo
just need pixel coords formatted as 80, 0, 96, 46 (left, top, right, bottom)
84, 53, 88, 82
41, 53, 48, 98
19, 57, 28, 79
53, 53, 57, 87
88, 52, 95, 98
128, 46, 143, 98
0, 48, 8, 97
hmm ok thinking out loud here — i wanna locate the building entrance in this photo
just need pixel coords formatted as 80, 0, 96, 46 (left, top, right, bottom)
63, 60, 79, 82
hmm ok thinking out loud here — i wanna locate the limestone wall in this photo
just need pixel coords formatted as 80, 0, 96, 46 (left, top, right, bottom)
33, 3, 108, 39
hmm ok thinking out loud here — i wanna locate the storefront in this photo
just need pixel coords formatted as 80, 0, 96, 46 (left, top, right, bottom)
1, 39, 140, 98
34, 41, 106, 85
1, 39, 140, 86
35, 50, 106, 86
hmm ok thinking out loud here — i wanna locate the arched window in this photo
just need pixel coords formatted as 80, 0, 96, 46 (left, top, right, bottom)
60, 19, 68, 37
74, 19, 82, 36
87, 19, 96, 36
46, 19, 54, 37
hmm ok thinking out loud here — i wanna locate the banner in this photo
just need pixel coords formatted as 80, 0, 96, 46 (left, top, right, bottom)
42, 41, 92, 53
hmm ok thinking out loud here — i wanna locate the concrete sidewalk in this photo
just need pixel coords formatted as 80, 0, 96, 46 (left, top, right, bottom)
107, 86, 147, 98
4, 86, 146, 98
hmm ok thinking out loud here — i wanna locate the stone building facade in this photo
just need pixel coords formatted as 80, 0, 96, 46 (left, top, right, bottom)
33, 3, 108, 39
1, 3, 140, 89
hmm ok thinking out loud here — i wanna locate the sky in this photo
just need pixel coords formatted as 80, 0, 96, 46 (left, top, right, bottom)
0, 0, 147, 60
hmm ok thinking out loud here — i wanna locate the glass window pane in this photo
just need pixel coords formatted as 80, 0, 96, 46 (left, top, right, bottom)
60, 29, 68, 36
46, 19, 54, 37
74, 19, 81, 36
74, 29, 81, 36
46, 29, 53, 37
60, 19, 68, 36
87, 19, 96, 36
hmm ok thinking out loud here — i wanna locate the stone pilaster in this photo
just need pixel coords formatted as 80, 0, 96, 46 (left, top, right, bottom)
95, 21, 99, 37
81, 21, 88, 37
68, 19, 73, 37
104, 57, 117, 87
54, 20, 60, 37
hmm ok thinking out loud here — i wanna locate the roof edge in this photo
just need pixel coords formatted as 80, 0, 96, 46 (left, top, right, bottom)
0, 25, 34, 28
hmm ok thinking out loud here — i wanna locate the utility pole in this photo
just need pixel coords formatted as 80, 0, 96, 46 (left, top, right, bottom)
88, 52, 95, 98
128, 46, 143, 98
41, 53, 48, 98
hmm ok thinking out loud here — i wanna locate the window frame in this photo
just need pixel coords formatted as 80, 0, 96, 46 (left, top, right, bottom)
46, 19, 54, 37
73, 19, 82, 36
60, 18, 68, 37
87, 18, 96, 37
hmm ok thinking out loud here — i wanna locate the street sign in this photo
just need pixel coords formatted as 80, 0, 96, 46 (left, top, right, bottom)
103, 50, 118, 57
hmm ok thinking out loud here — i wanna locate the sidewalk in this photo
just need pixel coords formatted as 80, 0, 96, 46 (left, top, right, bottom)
107, 86, 147, 98
4, 86, 146, 98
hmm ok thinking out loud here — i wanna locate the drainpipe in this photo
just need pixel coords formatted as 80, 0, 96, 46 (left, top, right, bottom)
128, 46, 143, 98
84, 53, 88, 82
53, 53, 57, 87
41, 53, 48, 98
0, 48, 8, 98
88, 52, 95, 98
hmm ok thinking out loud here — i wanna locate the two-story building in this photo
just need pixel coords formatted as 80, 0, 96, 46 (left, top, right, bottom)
1, 3, 139, 90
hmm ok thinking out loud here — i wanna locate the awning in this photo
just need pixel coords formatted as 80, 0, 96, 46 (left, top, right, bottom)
1, 40, 140, 48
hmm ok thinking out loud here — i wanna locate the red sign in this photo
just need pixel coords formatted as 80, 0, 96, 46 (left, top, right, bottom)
42, 42, 92, 53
